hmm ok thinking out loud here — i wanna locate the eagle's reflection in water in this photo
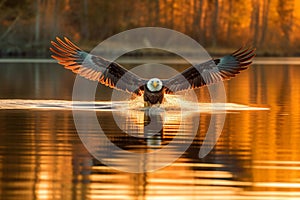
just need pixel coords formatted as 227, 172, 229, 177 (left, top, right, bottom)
143, 107, 164, 147
112, 95, 199, 150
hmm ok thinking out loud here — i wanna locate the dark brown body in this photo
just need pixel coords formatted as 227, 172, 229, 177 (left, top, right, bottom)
143, 85, 164, 106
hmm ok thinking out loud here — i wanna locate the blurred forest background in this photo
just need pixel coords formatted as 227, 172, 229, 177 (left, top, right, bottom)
0, 0, 299, 57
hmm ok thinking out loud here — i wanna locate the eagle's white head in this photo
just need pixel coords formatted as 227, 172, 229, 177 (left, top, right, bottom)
146, 78, 163, 92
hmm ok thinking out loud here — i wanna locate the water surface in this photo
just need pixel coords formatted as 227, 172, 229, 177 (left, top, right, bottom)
0, 60, 300, 199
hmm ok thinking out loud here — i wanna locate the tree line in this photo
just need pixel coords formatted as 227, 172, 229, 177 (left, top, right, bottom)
0, 0, 299, 57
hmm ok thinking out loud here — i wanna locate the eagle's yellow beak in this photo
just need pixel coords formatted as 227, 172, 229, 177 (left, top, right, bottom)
152, 81, 158, 88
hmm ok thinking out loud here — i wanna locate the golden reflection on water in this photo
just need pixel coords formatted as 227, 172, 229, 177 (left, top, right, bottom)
0, 64, 300, 199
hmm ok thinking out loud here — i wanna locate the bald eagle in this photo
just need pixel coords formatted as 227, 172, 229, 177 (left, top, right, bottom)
50, 37, 255, 106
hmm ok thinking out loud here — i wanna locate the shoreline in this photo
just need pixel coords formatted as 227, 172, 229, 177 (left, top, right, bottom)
0, 57, 299, 65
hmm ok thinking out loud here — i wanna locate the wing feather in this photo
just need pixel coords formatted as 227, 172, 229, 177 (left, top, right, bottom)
50, 37, 146, 95
163, 47, 255, 93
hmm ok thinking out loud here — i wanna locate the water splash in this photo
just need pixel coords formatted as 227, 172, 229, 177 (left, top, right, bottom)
0, 98, 269, 112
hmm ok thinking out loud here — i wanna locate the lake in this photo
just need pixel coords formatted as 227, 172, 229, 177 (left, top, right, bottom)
0, 58, 300, 199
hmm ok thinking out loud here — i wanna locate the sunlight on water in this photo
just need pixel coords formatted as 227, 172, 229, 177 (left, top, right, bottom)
1, 62, 300, 200
0, 98, 269, 112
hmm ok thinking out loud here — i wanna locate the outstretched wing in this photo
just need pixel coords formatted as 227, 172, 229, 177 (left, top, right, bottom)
163, 47, 255, 93
50, 37, 146, 95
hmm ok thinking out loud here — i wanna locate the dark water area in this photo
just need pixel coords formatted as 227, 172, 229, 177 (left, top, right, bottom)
0, 60, 300, 199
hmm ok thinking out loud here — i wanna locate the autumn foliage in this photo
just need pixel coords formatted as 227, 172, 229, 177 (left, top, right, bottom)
0, 0, 299, 56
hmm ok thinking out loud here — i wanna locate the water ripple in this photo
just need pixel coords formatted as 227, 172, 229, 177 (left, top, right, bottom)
0, 99, 269, 112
